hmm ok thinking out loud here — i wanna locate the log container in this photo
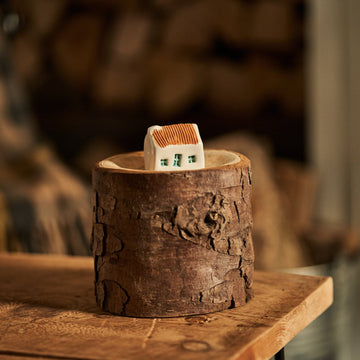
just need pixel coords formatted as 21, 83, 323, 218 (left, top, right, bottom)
91, 149, 254, 317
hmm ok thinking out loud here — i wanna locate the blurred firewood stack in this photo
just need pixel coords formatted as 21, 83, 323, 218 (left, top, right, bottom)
9, 0, 304, 116
0, 24, 91, 255
7, 0, 305, 164
206, 134, 359, 270
3, 0, 358, 268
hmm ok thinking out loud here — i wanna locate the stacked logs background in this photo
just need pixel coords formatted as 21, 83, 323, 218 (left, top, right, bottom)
206, 134, 359, 269
0, 28, 91, 256
1, 0, 358, 267
7, 0, 306, 164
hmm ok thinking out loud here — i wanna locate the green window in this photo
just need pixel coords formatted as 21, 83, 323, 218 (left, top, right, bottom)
188, 155, 196, 163
160, 159, 168, 166
173, 154, 182, 167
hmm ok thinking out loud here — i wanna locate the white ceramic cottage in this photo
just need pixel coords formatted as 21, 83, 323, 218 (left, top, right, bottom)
144, 123, 205, 171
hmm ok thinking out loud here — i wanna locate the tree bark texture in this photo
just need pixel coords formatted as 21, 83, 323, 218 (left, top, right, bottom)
92, 150, 254, 317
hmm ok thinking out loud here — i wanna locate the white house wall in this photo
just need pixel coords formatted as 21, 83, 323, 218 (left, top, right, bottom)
153, 144, 205, 171
144, 133, 156, 170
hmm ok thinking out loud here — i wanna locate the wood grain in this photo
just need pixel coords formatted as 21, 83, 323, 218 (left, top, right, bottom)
0, 253, 333, 360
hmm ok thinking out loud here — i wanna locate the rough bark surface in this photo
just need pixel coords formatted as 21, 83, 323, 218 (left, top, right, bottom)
92, 150, 253, 317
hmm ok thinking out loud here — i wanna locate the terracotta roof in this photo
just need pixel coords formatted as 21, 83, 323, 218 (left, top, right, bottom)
152, 124, 199, 148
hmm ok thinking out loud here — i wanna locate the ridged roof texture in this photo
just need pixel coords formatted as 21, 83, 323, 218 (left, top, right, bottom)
152, 124, 199, 148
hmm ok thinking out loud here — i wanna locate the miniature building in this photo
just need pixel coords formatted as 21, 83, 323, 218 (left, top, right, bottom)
144, 123, 205, 171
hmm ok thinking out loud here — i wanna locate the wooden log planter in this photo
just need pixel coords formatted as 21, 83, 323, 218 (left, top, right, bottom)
92, 149, 254, 317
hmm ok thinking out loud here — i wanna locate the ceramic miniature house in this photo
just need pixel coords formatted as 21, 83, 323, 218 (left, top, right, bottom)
144, 124, 205, 171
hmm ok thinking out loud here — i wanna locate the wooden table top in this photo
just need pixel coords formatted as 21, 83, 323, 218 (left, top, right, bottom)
0, 253, 333, 360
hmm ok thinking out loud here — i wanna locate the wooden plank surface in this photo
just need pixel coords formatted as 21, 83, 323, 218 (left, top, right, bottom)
0, 253, 333, 360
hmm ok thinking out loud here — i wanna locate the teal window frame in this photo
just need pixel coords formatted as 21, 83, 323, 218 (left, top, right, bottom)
160, 159, 168, 166
188, 155, 196, 163
173, 154, 182, 167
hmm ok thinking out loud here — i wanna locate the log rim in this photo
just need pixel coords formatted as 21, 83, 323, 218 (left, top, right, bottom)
96, 149, 247, 174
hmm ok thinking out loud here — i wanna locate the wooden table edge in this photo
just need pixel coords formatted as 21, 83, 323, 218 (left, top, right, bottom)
230, 275, 333, 360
